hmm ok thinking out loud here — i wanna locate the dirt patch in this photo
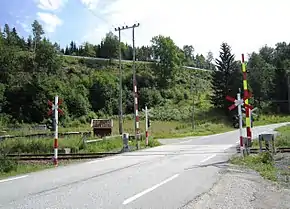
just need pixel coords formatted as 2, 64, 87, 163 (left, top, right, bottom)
182, 163, 290, 209
275, 153, 290, 188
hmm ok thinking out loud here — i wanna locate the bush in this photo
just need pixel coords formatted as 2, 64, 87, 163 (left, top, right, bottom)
147, 138, 161, 147
0, 156, 18, 173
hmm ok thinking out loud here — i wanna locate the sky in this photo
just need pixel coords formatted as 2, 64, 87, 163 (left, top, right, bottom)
0, 0, 290, 60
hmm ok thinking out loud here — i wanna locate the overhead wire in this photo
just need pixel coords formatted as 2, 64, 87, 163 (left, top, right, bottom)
77, 0, 133, 43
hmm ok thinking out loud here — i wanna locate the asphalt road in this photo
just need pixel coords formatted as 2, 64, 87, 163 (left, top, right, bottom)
0, 122, 288, 209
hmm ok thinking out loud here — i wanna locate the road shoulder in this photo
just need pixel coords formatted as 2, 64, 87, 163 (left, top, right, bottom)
182, 163, 290, 209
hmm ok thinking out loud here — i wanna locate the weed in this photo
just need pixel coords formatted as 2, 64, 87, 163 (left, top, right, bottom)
230, 152, 277, 181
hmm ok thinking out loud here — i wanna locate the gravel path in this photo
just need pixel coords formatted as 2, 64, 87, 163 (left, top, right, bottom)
182, 164, 290, 209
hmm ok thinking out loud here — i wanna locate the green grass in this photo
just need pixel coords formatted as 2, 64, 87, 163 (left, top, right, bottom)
251, 124, 290, 148
230, 152, 277, 181
0, 161, 54, 180
0, 159, 98, 180
0, 134, 160, 155
254, 114, 290, 126
231, 123, 290, 183
0, 136, 161, 179
0, 117, 233, 139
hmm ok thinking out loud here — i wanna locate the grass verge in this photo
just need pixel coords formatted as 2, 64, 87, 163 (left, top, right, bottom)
0, 136, 161, 179
251, 124, 290, 148
231, 123, 290, 184
254, 114, 290, 126
230, 152, 277, 181
0, 160, 54, 180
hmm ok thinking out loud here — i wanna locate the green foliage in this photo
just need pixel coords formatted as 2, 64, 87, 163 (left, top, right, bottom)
211, 42, 242, 114
151, 35, 184, 87
230, 152, 277, 181
247, 43, 290, 113
0, 157, 18, 173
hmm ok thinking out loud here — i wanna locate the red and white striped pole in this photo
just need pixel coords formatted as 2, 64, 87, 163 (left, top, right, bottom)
133, 79, 140, 148
132, 24, 141, 149
53, 95, 59, 167
145, 105, 149, 146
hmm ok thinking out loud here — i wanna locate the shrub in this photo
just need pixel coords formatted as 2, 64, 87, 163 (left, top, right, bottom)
0, 156, 18, 173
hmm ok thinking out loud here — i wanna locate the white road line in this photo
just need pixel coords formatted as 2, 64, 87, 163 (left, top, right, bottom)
200, 154, 216, 163
85, 156, 118, 164
123, 174, 180, 205
223, 144, 234, 151
177, 139, 194, 144
0, 175, 28, 183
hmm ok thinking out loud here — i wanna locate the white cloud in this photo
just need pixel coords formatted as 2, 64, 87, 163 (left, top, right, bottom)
36, 0, 68, 11
81, 0, 290, 60
16, 20, 30, 33
80, 0, 100, 10
37, 12, 63, 33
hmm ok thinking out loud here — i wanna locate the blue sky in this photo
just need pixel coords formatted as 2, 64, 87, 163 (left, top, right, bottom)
0, 0, 95, 48
1, 0, 290, 59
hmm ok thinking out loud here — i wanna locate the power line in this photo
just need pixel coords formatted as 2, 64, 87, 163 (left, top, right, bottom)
77, 0, 132, 41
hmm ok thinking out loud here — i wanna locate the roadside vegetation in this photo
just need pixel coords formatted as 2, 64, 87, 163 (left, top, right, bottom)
1, 20, 290, 178
231, 124, 290, 185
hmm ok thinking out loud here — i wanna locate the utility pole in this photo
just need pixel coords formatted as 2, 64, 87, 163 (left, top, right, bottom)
114, 27, 123, 135
287, 74, 290, 113
190, 76, 195, 130
132, 23, 140, 149
114, 23, 140, 149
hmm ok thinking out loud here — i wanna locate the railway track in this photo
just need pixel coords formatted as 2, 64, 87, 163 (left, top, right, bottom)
5, 151, 122, 161
3, 147, 290, 161
236, 147, 290, 153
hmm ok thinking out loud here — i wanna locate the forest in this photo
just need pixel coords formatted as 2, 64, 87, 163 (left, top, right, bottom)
0, 20, 290, 130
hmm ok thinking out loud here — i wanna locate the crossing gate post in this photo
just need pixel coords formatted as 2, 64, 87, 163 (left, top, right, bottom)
48, 96, 64, 166
226, 93, 253, 157
241, 54, 253, 147
142, 106, 151, 146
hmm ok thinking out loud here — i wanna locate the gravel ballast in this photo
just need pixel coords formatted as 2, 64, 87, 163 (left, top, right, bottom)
182, 163, 290, 209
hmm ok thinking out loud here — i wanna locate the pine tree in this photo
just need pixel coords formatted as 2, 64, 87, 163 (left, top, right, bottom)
211, 42, 241, 112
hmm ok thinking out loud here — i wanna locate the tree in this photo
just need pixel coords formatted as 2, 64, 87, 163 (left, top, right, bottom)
195, 54, 207, 69
211, 42, 240, 112
32, 20, 44, 52
83, 42, 95, 57
151, 35, 183, 87
183, 45, 195, 65
136, 46, 152, 61
247, 52, 275, 108
206, 51, 214, 70
99, 32, 119, 59
259, 45, 274, 63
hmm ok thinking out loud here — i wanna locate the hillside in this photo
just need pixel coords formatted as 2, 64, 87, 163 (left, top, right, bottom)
1, 20, 290, 139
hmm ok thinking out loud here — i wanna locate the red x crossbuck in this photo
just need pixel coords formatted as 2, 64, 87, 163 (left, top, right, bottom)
48, 99, 64, 116
226, 93, 253, 111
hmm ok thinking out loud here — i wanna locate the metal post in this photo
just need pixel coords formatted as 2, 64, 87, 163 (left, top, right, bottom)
287, 74, 290, 113
117, 28, 123, 135
237, 93, 244, 157
53, 96, 59, 166
241, 54, 252, 145
114, 23, 140, 148
190, 76, 195, 130
132, 23, 140, 149
145, 105, 149, 146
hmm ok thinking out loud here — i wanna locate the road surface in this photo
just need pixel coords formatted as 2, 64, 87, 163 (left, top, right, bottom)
0, 123, 287, 209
